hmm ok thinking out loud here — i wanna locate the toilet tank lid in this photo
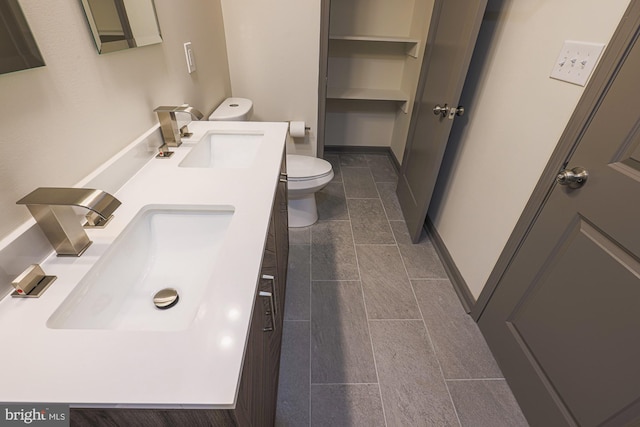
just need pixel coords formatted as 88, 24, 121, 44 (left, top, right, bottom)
286, 154, 333, 179
209, 97, 253, 120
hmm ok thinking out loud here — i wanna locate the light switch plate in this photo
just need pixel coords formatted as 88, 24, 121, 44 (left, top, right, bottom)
550, 40, 605, 86
184, 42, 196, 74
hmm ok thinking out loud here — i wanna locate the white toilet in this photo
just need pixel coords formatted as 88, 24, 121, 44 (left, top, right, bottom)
208, 97, 254, 121
209, 98, 334, 228
286, 154, 334, 227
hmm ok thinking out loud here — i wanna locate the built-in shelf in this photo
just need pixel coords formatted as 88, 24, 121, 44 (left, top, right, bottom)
327, 87, 409, 112
323, 0, 431, 149
329, 34, 420, 57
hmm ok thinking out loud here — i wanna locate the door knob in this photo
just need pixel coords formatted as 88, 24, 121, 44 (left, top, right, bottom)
434, 104, 464, 118
556, 166, 588, 189
433, 104, 449, 117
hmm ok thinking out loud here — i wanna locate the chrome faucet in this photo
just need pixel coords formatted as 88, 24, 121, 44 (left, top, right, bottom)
154, 104, 204, 147
17, 188, 121, 256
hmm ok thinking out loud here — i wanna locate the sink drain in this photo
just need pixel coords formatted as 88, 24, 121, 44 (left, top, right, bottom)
154, 288, 179, 309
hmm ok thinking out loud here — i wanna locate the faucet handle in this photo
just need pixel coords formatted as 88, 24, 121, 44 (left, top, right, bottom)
156, 142, 175, 159
180, 125, 193, 138
11, 264, 57, 298
84, 211, 114, 228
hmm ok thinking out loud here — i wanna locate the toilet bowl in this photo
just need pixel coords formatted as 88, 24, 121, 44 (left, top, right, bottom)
287, 154, 334, 227
209, 97, 334, 227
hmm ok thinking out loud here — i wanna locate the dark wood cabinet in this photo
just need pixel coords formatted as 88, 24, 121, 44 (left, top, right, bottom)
72, 154, 289, 427
255, 152, 289, 426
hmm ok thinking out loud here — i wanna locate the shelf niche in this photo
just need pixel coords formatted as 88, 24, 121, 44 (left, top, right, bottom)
321, 0, 435, 158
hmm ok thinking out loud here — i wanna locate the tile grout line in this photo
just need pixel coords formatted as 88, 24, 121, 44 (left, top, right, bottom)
343, 169, 362, 283
357, 253, 389, 427
355, 243, 398, 247
344, 197, 386, 200
311, 382, 381, 386
374, 165, 399, 248
308, 233, 312, 427
413, 293, 463, 426
446, 378, 507, 382
310, 156, 366, 424
376, 179, 462, 427
348, 161, 388, 427
396, 231, 463, 427
311, 279, 362, 283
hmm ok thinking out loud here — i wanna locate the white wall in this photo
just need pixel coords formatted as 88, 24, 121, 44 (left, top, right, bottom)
0, 0, 231, 242
429, 0, 631, 299
219, 0, 320, 156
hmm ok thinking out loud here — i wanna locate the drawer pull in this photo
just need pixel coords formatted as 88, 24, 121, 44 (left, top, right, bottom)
262, 274, 277, 315
259, 290, 275, 332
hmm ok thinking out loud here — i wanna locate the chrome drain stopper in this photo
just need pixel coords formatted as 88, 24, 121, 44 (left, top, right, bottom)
153, 288, 179, 309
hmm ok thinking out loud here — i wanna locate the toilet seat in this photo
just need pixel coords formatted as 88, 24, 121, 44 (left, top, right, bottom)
286, 155, 332, 181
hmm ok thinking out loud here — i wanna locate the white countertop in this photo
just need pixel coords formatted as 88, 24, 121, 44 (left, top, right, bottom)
0, 121, 288, 408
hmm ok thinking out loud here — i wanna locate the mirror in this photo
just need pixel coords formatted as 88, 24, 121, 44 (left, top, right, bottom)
80, 0, 162, 54
0, 0, 45, 74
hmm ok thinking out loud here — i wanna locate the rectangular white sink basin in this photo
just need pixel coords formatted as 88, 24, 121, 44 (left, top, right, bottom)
47, 205, 234, 331
179, 132, 263, 168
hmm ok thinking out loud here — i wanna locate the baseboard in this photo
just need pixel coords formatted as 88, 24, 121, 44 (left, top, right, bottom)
324, 145, 390, 154
388, 150, 401, 175
425, 217, 476, 314
324, 145, 401, 175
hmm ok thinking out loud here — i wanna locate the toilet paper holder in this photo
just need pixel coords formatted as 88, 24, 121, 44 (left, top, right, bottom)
289, 121, 310, 138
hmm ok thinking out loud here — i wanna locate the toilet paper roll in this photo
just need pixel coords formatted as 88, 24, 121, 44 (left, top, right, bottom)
289, 121, 306, 138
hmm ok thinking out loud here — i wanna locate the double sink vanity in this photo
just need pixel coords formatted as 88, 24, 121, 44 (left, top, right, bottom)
0, 120, 289, 426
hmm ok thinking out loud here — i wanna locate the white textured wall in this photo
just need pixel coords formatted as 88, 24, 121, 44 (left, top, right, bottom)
219, 0, 320, 156
429, 0, 631, 299
0, 0, 231, 242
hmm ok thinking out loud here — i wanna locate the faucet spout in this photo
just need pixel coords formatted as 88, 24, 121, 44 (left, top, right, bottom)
17, 188, 121, 256
174, 104, 204, 120
154, 104, 203, 147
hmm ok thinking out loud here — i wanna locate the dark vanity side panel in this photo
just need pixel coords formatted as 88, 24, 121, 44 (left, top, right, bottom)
71, 408, 238, 426
258, 151, 288, 426
235, 284, 267, 427
259, 265, 282, 426
275, 153, 289, 315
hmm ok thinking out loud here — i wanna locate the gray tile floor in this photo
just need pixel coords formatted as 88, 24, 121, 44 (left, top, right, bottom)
275, 153, 528, 427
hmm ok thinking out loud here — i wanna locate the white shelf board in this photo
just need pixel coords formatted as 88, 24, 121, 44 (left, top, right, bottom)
329, 35, 420, 57
326, 87, 409, 112
327, 87, 406, 101
330, 34, 419, 43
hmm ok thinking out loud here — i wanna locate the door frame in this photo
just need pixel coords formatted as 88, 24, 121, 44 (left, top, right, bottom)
471, 0, 640, 320
316, 0, 331, 159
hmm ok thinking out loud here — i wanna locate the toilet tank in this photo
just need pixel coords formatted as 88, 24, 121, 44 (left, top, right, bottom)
208, 98, 253, 121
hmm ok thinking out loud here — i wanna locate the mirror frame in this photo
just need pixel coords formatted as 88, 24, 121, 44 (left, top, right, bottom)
80, 0, 162, 54
0, 0, 45, 74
